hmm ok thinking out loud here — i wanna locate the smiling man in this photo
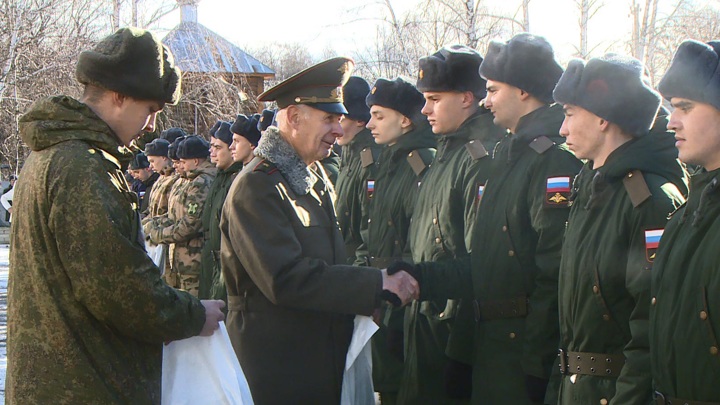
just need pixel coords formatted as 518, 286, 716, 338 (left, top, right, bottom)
6, 27, 225, 404
650, 39, 720, 405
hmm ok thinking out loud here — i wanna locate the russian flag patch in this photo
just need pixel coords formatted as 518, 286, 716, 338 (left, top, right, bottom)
645, 229, 663, 262
545, 176, 571, 206
367, 180, 375, 199
477, 183, 485, 203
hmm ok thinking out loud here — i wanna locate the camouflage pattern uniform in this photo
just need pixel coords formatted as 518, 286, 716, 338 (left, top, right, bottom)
7, 96, 206, 404
144, 160, 216, 296
142, 165, 179, 285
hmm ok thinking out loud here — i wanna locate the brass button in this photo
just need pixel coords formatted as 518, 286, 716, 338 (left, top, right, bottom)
627, 172, 633, 178
395, 240, 400, 245
711, 346, 719, 355
700, 311, 708, 320
432, 218, 438, 225
438, 312, 445, 318
651, 297, 657, 305
408, 152, 414, 157
509, 332, 516, 339
602, 314, 610, 321
435, 237, 441, 244
88, 148, 96, 154
502, 225, 508, 232
388, 220, 393, 226
508, 250, 515, 257
368, 219, 372, 223
592, 285, 599, 294
600, 399, 608, 405
344, 211, 349, 216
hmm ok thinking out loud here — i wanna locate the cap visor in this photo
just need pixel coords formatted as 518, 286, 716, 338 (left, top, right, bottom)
308, 102, 348, 115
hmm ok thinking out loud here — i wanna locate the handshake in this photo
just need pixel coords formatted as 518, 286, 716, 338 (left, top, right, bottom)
380, 261, 422, 307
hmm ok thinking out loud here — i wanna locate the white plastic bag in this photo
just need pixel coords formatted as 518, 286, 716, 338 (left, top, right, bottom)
341, 315, 379, 405
147, 243, 167, 274
162, 322, 254, 405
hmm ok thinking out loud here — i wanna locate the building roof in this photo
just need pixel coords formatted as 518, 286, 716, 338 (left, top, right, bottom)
163, 22, 275, 77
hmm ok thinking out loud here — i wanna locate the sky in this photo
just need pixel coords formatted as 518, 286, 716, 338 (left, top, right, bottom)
153, 0, 709, 65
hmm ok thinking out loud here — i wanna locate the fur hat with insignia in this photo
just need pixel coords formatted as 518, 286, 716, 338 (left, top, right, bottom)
658, 39, 720, 111
366, 77, 426, 124
76, 27, 182, 105
417, 45, 486, 99
167, 135, 185, 160
144, 138, 170, 157
258, 57, 354, 114
212, 121, 233, 146
129, 152, 150, 170
160, 127, 187, 144
343, 76, 371, 122
553, 54, 661, 136
231, 114, 262, 146
479, 33, 563, 104
258, 109, 276, 131
177, 135, 210, 159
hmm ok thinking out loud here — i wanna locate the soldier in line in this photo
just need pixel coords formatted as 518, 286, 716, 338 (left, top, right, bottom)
144, 135, 216, 296
650, 39, 720, 404
128, 151, 159, 216
159, 135, 188, 288
6, 27, 224, 403
199, 120, 243, 301
553, 55, 687, 404
219, 57, 419, 404
361, 77, 437, 404
229, 113, 262, 165
335, 76, 382, 264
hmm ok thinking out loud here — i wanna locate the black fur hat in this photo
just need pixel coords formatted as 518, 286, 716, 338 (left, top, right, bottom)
213, 121, 233, 146
479, 33, 563, 104
129, 152, 150, 170
553, 54, 661, 136
658, 40, 720, 111
231, 114, 262, 146
167, 136, 185, 160
177, 135, 210, 159
160, 127, 187, 144
366, 77, 425, 124
258, 109, 276, 131
417, 45, 486, 99
144, 138, 170, 157
343, 76, 371, 122
76, 27, 181, 105
208, 120, 222, 137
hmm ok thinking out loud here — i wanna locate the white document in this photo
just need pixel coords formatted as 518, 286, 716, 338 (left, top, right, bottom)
341, 315, 379, 405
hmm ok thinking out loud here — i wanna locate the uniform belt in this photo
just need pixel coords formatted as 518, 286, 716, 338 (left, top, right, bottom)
558, 349, 625, 377
368, 257, 402, 269
472, 296, 528, 321
655, 392, 720, 405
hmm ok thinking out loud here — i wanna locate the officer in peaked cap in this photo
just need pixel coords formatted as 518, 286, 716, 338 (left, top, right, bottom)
220, 57, 420, 404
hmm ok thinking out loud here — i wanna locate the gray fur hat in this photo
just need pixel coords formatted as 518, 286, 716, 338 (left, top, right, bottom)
553, 54, 661, 136
658, 39, 720, 110
177, 135, 210, 159
417, 45, 486, 99
479, 33, 563, 104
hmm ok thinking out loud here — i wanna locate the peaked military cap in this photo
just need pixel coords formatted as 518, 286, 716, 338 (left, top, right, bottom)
367, 77, 425, 123
417, 45, 486, 98
258, 109, 276, 131
76, 27, 182, 105
231, 114, 262, 146
343, 76, 371, 122
168, 135, 186, 160
554, 54, 661, 137
129, 152, 150, 170
258, 57, 354, 114
480, 33, 563, 104
213, 121, 233, 146
144, 138, 170, 157
160, 127, 187, 144
658, 40, 720, 111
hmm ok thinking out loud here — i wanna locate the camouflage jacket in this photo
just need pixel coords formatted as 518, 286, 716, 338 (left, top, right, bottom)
143, 160, 215, 276
144, 166, 177, 219
6, 96, 205, 404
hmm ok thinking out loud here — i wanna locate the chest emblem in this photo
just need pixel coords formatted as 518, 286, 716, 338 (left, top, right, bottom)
367, 180, 375, 199
645, 229, 664, 262
477, 183, 485, 204
545, 176, 571, 207
187, 202, 199, 215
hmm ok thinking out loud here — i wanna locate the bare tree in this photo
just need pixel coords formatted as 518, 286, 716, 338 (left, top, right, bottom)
575, 0, 603, 57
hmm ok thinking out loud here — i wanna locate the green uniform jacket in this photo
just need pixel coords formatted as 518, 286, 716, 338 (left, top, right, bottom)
220, 128, 383, 404
199, 161, 242, 301
322, 149, 341, 186
359, 124, 437, 394
650, 168, 720, 402
558, 113, 686, 405
401, 109, 504, 404
336, 129, 381, 263
419, 104, 582, 404
6, 96, 206, 404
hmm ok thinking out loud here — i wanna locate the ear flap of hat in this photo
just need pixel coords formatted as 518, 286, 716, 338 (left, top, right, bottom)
552, 59, 587, 106
659, 40, 720, 110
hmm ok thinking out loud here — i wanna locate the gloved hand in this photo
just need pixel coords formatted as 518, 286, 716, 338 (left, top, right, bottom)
387, 260, 422, 285
524, 374, 549, 403
444, 359, 473, 399
386, 328, 404, 361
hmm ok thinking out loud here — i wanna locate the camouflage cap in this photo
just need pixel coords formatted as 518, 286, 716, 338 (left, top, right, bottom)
258, 57, 354, 114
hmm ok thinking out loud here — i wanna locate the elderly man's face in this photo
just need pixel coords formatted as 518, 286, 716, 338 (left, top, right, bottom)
288, 105, 343, 164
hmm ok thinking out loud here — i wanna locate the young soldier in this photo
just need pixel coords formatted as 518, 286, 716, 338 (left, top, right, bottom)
6, 27, 224, 403
362, 77, 437, 404
144, 135, 216, 296
199, 121, 243, 301
128, 152, 159, 215
401, 45, 505, 404
230, 114, 262, 165
650, 39, 720, 404
553, 54, 686, 404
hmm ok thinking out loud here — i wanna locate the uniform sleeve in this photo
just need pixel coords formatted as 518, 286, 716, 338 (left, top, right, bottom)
522, 150, 582, 379
48, 156, 205, 344
223, 172, 382, 315
143, 177, 209, 244
611, 181, 682, 405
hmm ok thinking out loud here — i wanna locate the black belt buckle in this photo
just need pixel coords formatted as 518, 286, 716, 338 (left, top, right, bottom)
558, 349, 569, 375
654, 391, 666, 405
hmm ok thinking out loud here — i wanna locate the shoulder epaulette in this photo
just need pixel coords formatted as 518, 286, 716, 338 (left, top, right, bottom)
465, 140, 488, 160
529, 136, 555, 154
623, 170, 652, 207
407, 148, 435, 176
89, 147, 121, 169
361, 148, 376, 168
252, 159, 278, 175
